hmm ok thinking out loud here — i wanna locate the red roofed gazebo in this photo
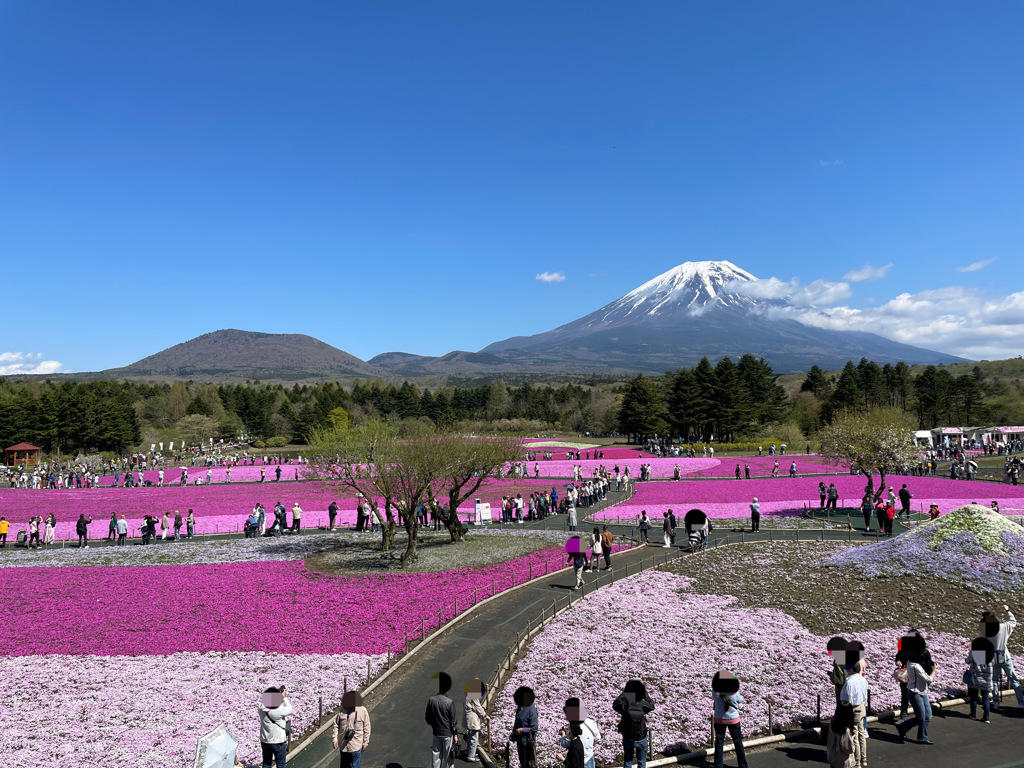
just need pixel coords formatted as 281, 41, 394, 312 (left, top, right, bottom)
5, 443, 41, 468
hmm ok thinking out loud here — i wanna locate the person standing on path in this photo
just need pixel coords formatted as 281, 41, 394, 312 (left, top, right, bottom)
567, 538, 587, 591
790, 461, 797, 477
174, 510, 183, 540
258, 685, 292, 768
898, 484, 913, 520
559, 697, 600, 768
860, 496, 873, 531
966, 637, 996, 722
107, 513, 118, 541
601, 526, 614, 570
749, 498, 760, 532
839, 658, 868, 766
661, 512, 673, 548
980, 605, 1024, 708
0, 517, 8, 548
638, 511, 651, 544
44, 515, 56, 546
589, 527, 603, 570
425, 672, 459, 768
826, 483, 839, 510
332, 690, 370, 768
115, 514, 127, 545
566, 503, 578, 532
462, 679, 488, 763
76, 514, 92, 548
186, 509, 195, 539
711, 670, 748, 768
291, 503, 302, 533
826, 703, 858, 768
511, 686, 539, 768
328, 501, 338, 531
556, 722, 585, 768
898, 633, 936, 745
613, 679, 654, 768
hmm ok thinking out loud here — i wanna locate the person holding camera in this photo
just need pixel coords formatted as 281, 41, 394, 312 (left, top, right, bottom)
258, 685, 293, 768
333, 691, 370, 768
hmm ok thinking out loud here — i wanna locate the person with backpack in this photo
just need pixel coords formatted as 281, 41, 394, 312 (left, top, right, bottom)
612, 679, 654, 768
711, 670, 748, 768
567, 538, 587, 591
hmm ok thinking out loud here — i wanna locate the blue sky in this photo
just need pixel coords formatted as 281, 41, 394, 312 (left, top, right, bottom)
2, 1, 1022, 373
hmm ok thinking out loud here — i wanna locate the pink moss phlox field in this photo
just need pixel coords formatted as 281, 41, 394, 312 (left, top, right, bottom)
0, 478, 558, 539
591, 475, 1024, 521
491, 569, 1024, 765
0, 546, 591, 656
0, 651, 384, 768
517, 454, 844, 480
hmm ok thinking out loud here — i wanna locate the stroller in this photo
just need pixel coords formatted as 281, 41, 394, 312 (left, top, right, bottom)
684, 509, 709, 553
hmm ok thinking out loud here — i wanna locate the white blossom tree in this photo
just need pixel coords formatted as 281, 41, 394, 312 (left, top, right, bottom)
818, 408, 918, 502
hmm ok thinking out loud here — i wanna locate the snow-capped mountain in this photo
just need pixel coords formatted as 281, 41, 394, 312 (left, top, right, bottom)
372, 260, 966, 375
603, 260, 760, 319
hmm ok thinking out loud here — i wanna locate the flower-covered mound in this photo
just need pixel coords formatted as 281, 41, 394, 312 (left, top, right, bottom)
491, 568, 1024, 765
826, 504, 1024, 593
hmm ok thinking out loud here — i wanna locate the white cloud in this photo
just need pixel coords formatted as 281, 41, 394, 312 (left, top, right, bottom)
767, 286, 1024, 360
819, 158, 845, 168
727, 277, 851, 306
958, 258, 995, 273
843, 263, 893, 282
536, 271, 566, 283
0, 352, 64, 375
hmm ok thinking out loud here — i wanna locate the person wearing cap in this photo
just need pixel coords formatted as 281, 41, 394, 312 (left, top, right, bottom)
333, 690, 370, 768
291, 503, 302, 534
749, 498, 760, 532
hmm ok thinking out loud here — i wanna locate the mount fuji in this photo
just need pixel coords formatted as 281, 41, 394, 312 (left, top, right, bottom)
372, 260, 966, 375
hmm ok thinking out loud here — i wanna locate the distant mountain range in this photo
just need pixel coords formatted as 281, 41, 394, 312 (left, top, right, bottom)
91, 261, 965, 381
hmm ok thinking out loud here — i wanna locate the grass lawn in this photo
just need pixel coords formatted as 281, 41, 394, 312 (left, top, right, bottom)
305, 529, 571, 575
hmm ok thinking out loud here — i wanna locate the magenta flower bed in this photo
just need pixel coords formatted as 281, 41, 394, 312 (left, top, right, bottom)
591, 475, 1024, 521
0, 547, 584, 657
0, 478, 558, 540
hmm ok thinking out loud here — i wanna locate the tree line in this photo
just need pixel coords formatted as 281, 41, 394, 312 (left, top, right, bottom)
0, 377, 603, 455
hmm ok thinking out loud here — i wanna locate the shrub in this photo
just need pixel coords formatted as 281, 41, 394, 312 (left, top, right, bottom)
266, 437, 288, 448
252, 440, 266, 449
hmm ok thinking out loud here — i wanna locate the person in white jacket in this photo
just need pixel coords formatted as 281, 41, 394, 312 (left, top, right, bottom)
258, 685, 293, 768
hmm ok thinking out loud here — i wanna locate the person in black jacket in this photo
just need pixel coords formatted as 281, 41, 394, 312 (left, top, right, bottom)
511, 686, 538, 768
612, 679, 654, 768
556, 722, 584, 768
425, 672, 458, 768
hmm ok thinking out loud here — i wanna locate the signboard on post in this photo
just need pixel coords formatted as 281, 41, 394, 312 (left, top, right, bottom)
474, 499, 492, 525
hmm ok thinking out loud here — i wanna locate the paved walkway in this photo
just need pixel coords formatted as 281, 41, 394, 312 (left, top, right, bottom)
735, 702, 1024, 768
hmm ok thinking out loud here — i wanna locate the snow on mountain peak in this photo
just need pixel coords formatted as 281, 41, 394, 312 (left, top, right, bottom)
603, 260, 760, 320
